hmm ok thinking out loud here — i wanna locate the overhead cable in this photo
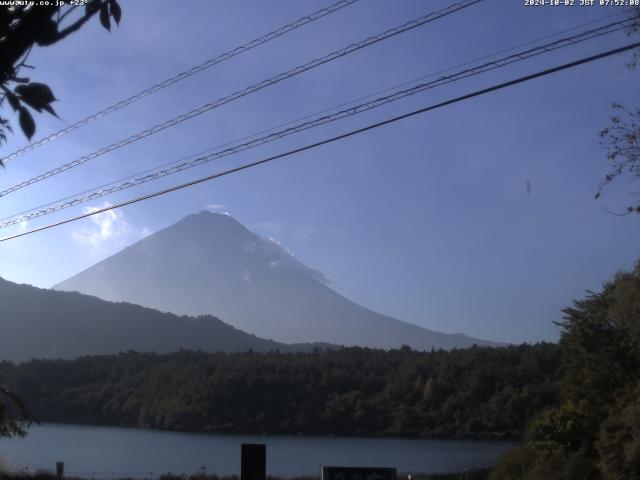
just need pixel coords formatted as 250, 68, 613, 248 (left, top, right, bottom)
1, 16, 634, 229
0, 0, 360, 164
0, 0, 482, 199
3, 41, 638, 243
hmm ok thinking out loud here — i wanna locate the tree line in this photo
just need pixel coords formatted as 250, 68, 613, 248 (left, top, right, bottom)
0, 342, 560, 440
490, 261, 640, 479
3, 260, 638, 479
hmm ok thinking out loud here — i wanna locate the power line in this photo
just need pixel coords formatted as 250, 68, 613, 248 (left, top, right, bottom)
3, 8, 625, 223
1, 15, 634, 229
2, 41, 638, 243
0, 0, 483, 199
3, 9, 622, 191
0, 0, 360, 164
1, 16, 633, 227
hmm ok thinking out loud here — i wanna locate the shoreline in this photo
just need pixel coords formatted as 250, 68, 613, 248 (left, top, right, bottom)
1, 423, 514, 479
23, 421, 521, 443
0, 471, 493, 480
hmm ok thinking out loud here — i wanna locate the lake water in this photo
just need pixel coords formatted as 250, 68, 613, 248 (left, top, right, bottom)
0, 424, 516, 479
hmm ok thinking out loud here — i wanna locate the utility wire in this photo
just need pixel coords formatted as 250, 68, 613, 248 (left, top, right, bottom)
0, 0, 360, 164
0, 16, 634, 229
2, 41, 638, 243
0, 0, 482, 199
1, 17, 632, 226
2, 8, 625, 223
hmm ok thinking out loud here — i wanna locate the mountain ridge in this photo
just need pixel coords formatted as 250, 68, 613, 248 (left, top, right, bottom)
0, 276, 333, 362
55, 211, 501, 349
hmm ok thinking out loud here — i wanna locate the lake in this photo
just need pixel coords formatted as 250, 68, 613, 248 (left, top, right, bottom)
0, 424, 516, 479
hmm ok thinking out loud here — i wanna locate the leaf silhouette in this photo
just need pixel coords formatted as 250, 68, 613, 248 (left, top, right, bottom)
15, 83, 57, 113
99, 3, 111, 31
109, 0, 122, 25
18, 106, 35, 140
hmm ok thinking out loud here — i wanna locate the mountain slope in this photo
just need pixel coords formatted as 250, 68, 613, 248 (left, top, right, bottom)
0, 277, 295, 362
55, 211, 500, 349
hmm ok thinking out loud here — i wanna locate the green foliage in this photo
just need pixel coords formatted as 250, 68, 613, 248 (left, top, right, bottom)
491, 262, 640, 479
598, 385, 640, 479
491, 445, 599, 480
0, 386, 32, 438
596, 7, 640, 213
0, 343, 560, 439
489, 446, 535, 480
0, 1, 121, 145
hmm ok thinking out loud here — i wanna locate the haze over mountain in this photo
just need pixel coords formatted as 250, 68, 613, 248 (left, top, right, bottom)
0, 277, 301, 363
55, 211, 499, 349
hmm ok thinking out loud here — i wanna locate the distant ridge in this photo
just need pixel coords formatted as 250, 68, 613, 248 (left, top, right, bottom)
55, 211, 500, 350
0, 277, 324, 363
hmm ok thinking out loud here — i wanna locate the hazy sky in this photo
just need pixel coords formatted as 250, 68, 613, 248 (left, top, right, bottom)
0, 0, 638, 343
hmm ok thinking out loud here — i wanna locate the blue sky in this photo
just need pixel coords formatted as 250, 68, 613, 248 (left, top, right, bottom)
0, 0, 638, 343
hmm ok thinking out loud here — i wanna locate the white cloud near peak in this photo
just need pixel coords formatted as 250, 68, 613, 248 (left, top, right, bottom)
71, 202, 149, 254
204, 204, 230, 215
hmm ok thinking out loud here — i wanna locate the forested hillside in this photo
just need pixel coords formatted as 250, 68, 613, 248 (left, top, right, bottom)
491, 262, 640, 480
0, 343, 559, 439
0, 277, 311, 361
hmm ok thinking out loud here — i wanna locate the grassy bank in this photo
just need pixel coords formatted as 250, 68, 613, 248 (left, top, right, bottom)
0, 470, 491, 480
